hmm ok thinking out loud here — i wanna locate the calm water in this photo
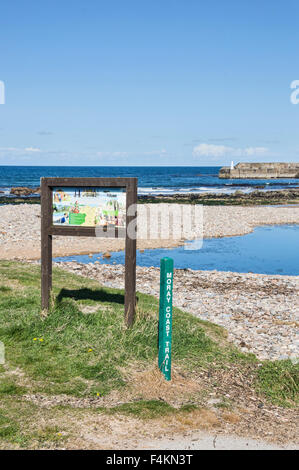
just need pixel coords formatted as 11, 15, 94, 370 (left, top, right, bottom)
1, 165, 299, 196
54, 224, 299, 276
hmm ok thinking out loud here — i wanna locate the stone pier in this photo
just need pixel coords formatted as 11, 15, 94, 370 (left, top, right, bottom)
219, 162, 299, 179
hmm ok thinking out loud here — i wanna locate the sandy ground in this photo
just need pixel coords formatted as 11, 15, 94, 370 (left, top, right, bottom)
71, 415, 298, 450
20, 376, 299, 450
122, 431, 298, 450
0, 203, 299, 260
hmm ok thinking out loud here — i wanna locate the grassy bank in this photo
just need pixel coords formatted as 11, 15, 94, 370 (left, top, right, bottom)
0, 261, 297, 448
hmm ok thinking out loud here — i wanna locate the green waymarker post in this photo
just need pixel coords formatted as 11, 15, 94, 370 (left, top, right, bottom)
158, 257, 174, 381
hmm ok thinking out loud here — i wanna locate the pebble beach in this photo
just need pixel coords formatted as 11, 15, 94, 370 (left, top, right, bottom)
1, 203, 299, 259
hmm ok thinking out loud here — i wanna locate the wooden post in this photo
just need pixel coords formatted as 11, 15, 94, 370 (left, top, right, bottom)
125, 178, 137, 327
41, 178, 52, 310
158, 257, 174, 381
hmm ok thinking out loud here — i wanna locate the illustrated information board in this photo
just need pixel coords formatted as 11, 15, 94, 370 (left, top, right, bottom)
53, 187, 126, 228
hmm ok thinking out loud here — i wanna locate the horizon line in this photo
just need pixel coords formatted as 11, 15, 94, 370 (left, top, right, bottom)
0, 164, 223, 168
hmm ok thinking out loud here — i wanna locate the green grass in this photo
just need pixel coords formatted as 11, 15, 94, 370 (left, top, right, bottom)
0, 410, 19, 439
0, 261, 253, 398
0, 398, 69, 448
0, 378, 26, 396
103, 400, 176, 419
101, 400, 198, 419
0, 286, 12, 293
0, 261, 297, 410
257, 360, 299, 407
0, 400, 32, 446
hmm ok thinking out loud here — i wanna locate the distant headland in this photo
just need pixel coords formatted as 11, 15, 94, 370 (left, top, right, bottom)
219, 162, 299, 179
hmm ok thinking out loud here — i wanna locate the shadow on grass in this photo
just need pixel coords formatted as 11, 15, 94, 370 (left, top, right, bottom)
56, 287, 125, 305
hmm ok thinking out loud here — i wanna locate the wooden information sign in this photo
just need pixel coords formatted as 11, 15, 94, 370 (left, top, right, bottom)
41, 177, 137, 326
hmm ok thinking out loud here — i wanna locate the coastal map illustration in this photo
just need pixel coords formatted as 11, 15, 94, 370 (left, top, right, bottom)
52, 187, 126, 228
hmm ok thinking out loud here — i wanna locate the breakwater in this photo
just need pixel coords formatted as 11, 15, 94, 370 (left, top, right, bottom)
219, 162, 299, 179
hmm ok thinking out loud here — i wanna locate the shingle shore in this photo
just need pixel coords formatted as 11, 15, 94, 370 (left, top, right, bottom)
0, 203, 299, 259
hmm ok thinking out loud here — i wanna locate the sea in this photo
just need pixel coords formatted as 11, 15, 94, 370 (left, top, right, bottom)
0, 165, 299, 197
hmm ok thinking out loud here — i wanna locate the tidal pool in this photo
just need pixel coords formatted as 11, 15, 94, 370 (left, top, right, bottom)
54, 224, 299, 276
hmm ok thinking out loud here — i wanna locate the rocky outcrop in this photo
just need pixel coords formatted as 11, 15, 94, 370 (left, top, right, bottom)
138, 188, 299, 205
219, 162, 299, 179
10, 187, 40, 196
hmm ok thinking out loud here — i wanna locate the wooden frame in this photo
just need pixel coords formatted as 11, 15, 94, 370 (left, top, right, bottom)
41, 177, 137, 326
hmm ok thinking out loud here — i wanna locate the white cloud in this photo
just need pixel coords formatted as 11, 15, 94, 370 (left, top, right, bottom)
243, 147, 268, 156
97, 151, 128, 158
192, 144, 230, 158
0, 146, 41, 154
96, 149, 167, 159
25, 147, 41, 152
192, 143, 269, 159
142, 149, 167, 156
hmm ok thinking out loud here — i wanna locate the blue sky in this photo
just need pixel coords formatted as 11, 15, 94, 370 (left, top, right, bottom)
0, 0, 299, 166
